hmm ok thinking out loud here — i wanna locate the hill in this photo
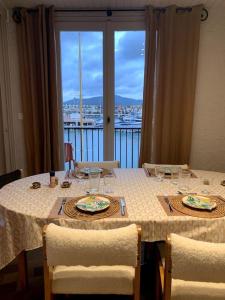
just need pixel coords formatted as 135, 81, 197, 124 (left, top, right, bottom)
64, 95, 142, 106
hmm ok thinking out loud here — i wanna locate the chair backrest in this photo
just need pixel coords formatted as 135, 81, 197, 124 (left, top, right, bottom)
143, 163, 188, 170
43, 223, 140, 267
76, 160, 120, 169
0, 169, 22, 189
164, 234, 225, 300
64, 143, 74, 163
170, 234, 225, 282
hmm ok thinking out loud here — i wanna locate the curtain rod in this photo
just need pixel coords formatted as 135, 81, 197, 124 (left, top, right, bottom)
12, 7, 208, 23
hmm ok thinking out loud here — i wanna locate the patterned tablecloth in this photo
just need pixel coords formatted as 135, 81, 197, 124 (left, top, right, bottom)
0, 168, 225, 269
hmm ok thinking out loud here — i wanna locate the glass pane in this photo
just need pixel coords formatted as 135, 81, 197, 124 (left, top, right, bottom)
114, 31, 145, 167
60, 31, 103, 168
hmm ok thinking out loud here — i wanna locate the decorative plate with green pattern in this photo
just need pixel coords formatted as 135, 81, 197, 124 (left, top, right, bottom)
182, 195, 217, 211
79, 167, 103, 174
76, 195, 110, 213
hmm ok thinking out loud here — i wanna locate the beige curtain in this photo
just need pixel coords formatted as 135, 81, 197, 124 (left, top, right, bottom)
139, 5, 202, 166
17, 6, 62, 175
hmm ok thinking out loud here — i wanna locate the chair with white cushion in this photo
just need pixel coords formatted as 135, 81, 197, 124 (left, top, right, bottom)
43, 223, 141, 300
75, 160, 120, 169
159, 234, 225, 300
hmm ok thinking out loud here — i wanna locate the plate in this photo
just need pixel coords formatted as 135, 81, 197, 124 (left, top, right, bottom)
76, 195, 110, 213
182, 195, 217, 211
79, 167, 103, 174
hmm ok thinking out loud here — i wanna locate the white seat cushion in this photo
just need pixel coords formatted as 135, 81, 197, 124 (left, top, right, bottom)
172, 279, 225, 300
52, 265, 135, 295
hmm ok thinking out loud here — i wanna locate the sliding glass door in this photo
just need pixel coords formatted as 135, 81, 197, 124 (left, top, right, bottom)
56, 13, 145, 167
114, 30, 145, 167
60, 30, 104, 162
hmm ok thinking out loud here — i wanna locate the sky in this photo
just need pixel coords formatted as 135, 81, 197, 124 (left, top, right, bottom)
60, 30, 145, 102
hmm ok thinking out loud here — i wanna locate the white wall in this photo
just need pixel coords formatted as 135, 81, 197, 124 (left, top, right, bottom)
190, 5, 225, 172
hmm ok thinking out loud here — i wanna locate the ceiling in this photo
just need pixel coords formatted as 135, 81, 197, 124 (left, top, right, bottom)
2, 0, 225, 9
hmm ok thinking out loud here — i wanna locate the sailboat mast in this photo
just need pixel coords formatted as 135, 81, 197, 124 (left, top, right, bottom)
78, 32, 83, 160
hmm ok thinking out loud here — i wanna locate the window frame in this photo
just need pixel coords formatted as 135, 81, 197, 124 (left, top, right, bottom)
55, 11, 146, 162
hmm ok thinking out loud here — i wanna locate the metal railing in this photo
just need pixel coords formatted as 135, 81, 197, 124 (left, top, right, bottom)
64, 125, 141, 168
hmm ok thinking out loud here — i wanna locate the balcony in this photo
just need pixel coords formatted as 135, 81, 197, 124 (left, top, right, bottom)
64, 125, 141, 168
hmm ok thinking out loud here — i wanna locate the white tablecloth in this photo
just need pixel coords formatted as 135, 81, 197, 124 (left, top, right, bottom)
0, 168, 225, 269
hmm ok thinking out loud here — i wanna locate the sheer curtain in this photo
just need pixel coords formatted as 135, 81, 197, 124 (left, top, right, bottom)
140, 5, 202, 166
17, 6, 62, 175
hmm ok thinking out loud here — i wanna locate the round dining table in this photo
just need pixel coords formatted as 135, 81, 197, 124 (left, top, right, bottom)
0, 168, 225, 270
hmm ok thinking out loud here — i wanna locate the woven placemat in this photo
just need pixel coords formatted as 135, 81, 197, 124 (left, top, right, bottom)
64, 194, 119, 220
158, 195, 225, 218
145, 168, 197, 178
48, 195, 128, 221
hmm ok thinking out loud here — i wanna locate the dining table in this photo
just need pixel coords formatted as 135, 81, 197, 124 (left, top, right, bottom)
0, 168, 225, 270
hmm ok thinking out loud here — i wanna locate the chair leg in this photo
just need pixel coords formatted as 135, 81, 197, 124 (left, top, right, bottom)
17, 250, 28, 290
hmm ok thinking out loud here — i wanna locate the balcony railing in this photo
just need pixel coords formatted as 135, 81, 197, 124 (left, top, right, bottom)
64, 125, 141, 168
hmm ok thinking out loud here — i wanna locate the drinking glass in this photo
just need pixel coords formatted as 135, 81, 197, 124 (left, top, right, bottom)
201, 178, 214, 195
155, 166, 165, 182
88, 172, 100, 194
171, 167, 180, 185
104, 175, 115, 193
178, 170, 191, 192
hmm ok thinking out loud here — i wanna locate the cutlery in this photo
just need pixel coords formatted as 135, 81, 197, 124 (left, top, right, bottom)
120, 198, 126, 216
177, 191, 197, 195
164, 195, 173, 212
58, 198, 67, 215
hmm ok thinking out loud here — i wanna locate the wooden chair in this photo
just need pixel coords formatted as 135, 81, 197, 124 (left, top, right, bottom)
43, 223, 141, 300
75, 160, 120, 169
0, 169, 22, 189
142, 163, 188, 170
0, 169, 28, 290
158, 234, 225, 300
64, 142, 74, 170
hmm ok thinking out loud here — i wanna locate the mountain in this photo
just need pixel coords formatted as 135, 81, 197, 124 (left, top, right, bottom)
63, 95, 142, 106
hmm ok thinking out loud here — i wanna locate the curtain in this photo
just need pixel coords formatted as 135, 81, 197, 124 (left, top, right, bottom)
139, 5, 202, 166
17, 6, 62, 175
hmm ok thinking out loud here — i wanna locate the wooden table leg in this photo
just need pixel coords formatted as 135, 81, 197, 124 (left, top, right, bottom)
17, 250, 28, 290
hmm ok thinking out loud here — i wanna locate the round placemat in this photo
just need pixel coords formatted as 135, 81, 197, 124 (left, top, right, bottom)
63, 194, 120, 221
170, 196, 225, 218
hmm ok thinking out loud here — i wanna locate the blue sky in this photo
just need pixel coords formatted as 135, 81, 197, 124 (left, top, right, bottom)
60, 31, 145, 101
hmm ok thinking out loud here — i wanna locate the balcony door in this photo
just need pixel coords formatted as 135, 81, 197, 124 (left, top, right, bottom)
55, 12, 145, 167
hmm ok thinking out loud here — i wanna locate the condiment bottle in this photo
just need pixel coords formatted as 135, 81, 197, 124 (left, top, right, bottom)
50, 171, 56, 188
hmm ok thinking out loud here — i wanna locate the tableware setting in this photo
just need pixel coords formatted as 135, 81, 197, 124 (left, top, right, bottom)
157, 193, 225, 218
48, 193, 127, 221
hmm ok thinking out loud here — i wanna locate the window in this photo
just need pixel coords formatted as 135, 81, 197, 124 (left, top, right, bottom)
55, 11, 145, 167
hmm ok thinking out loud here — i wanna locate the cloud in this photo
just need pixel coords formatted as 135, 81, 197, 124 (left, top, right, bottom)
61, 30, 145, 101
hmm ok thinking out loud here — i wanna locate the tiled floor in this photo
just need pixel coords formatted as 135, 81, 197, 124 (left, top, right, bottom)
0, 244, 157, 300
